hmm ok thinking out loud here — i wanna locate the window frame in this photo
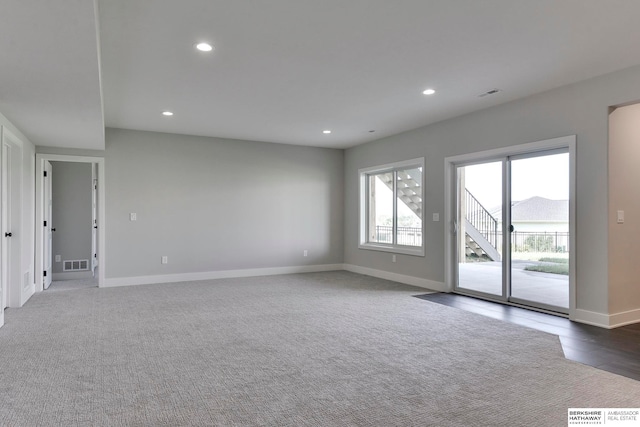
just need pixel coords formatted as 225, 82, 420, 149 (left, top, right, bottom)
358, 157, 425, 256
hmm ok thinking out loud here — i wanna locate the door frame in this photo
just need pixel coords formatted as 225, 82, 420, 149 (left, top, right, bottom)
91, 163, 98, 276
444, 135, 576, 317
35, 154, 105, 290
1, 127, 25, 310
42, 160, 53, 290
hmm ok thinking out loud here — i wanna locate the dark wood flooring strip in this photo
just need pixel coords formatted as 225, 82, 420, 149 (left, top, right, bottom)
414, 293, 640, 382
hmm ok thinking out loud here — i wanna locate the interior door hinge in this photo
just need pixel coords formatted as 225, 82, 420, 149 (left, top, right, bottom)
44, 220, 47, 227
43, 271, 47, 277
44, 171, 47, 177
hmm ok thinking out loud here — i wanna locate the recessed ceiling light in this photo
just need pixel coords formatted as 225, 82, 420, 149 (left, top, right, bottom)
422, 88, 436, 95
195, 42, 213, 52
323, 130, 332, 134
162, 111, 174, 116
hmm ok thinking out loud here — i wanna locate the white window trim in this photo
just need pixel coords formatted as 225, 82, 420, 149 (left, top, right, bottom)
358, 157, 425, 257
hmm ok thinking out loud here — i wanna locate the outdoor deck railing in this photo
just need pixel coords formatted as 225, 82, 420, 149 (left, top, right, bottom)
374, 225, 422, 246
373, 225, 569, 253
509, 230, 569, 253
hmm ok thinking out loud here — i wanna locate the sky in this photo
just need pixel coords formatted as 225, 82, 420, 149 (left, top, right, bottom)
463, 153, 569, 210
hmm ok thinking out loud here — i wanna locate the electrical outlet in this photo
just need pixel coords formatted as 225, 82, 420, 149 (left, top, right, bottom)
392, 255, 397, 263
130, 212, 137, 221
161, 256, 168, 264
303, 250, 308, 257
55, 255, 61, 263
432, 213, 440, 222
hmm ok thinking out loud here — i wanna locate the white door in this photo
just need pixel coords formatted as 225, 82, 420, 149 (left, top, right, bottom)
1, 129, 23, 310
91, 164, 98, 276
1, 141, 11, 314
43, 161, 53, 289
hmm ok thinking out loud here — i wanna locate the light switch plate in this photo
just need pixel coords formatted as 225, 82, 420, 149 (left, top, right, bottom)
617, 210, 624, 224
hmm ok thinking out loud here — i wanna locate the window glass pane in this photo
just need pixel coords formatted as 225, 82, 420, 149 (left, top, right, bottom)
396, 167, 422, 246
359, 158, 424, 254
368, 172, 393, 244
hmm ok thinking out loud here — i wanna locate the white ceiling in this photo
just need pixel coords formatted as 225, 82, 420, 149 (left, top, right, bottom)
3, 1, 640, 150
0, 0, 104, 150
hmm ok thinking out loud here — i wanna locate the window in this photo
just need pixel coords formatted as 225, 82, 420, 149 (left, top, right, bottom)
359, 158, 424, 256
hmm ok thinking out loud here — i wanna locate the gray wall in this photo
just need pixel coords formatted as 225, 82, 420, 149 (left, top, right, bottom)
608, 103, 640, 314
105, 128, 344, 279
344, 63, 640, 318
51, 161, 93, 273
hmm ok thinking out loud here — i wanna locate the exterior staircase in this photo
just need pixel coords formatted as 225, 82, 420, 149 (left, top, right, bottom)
377, 168, 423, 220
464, 189, 501, 261
376, 172, 499, 261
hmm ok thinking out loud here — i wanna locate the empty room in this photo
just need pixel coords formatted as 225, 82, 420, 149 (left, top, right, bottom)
2, 1, 640, 425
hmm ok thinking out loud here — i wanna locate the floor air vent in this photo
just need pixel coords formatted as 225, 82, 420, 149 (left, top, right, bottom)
63, 259, 89, 271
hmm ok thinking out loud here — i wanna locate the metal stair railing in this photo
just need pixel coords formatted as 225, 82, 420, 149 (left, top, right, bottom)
465, 189, 499, 250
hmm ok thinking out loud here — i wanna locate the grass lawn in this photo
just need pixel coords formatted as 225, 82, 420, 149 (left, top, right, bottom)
512, 252, 569, 261
524, 256, 569, 275
524, 264, 569, 275
538, 257, 569, 264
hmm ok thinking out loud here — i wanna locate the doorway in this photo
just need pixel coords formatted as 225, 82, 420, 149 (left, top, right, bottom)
35, 154, 105, 291
445, 136, 575, 315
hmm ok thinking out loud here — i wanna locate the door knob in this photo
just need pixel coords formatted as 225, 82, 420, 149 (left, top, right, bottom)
4, 232, 12, 237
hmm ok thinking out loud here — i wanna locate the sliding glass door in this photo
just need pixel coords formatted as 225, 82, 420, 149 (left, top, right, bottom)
453, 149, 570, 314
456, 161, 504, 298
509, 151, 569, 310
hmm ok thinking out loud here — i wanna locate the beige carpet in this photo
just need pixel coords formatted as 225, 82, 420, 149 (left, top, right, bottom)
0, 271, 638, 426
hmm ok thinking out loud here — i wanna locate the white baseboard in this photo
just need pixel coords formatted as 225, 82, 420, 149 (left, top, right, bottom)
573, 308, 640, 329
11, 270, 35, 308
609, 307, 640, 328
572, 309, 611, 328
20, 283, 35, 308
52, 271, 94, 281
103, 264, 344, 288
343, 264, 445, 292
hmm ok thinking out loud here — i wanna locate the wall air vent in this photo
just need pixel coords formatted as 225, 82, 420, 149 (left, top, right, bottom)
63, 259, 89, 271
478, 88, 501, 98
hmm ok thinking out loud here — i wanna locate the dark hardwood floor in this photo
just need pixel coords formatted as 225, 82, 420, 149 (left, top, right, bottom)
415, 293, 640, 382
